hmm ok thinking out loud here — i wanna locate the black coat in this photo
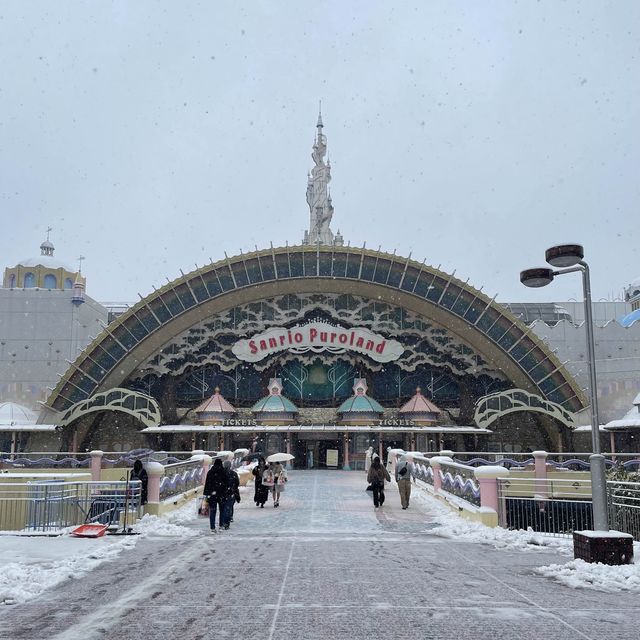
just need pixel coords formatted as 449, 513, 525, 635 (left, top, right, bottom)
130, 467, 148, 505
204, 466, 229, 503
252, 464, 269, 504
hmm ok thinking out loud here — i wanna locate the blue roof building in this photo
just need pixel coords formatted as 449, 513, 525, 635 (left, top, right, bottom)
337, 379, 384, 425
252, 378, 298, 425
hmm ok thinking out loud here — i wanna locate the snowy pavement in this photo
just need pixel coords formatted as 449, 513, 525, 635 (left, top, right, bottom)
1, 471, 640, 639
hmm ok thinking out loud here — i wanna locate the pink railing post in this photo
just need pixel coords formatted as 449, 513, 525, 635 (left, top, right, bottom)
430, 456, 451, 492
145, 461, 164, 506
191, 452, 211, 486
343, 434, 351, 470
90, 450, 103, 482
532, 450, 548, 500
474, 466, 510, 513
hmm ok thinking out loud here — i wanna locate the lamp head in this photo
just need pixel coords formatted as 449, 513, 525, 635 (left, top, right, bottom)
545, 244, 584, 268
520, 267, 555, 288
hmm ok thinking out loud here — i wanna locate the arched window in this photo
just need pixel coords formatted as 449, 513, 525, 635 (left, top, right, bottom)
44, 274, 57, 289
64, 278, 73, 290
9, 274, 16, 288
23, 272, 36, 288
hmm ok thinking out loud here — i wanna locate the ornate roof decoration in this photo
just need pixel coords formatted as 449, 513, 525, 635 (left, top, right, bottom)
194, 387, 237, 416
252, 378, 298, 414
474, 388, 575, 429
400, 387, 441, 416
337, 378, 384, 415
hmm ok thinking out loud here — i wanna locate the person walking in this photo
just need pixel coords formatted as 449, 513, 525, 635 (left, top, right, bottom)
271, 461, 287, 508
203, 458, 228, 532
252, 457, 269, 508
222, 459, 240, 528
395, 454, 411, 510
367, 456, 390, 509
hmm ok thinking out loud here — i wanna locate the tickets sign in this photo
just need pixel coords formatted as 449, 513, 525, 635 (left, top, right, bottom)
231, 321, 404, 363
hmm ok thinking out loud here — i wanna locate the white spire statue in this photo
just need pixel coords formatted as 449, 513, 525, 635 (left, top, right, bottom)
303, 107, 343, 246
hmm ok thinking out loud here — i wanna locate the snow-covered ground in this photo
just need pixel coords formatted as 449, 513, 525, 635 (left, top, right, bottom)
3, 480, 640, 608
0, 499, 198, 606
412, 484, 640, 593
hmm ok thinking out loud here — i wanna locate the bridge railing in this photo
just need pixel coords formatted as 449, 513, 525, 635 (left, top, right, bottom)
158, 460, 204, 502
389, 450, 508, 526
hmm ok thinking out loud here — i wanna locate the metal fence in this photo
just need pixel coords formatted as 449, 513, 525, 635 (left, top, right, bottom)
0, 480, 141, 532
498, 477, 594, 536
608, 481, 640, 541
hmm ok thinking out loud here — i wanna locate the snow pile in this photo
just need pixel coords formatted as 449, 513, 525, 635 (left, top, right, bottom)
537, 557, 640, 592
133, 499, 199, 537
413, 487, 572, 554
0, 534, 138, 606
0, 498, 202, 606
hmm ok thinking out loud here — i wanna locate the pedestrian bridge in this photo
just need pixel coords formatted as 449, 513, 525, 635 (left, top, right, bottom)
2, 470, 639, 640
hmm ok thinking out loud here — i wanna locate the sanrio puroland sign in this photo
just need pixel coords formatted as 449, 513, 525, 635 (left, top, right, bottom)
232, 321, 404, 363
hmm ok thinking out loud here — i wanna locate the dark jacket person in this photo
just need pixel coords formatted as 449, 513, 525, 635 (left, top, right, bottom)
130, 459, 148, 505
367, 456, 391, 509
204, 458, 228, 532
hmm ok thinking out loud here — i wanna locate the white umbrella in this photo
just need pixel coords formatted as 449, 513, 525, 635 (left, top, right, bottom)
266, 452, 295, 463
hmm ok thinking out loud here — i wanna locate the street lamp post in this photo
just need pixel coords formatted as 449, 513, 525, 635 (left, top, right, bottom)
520, 244, 608, 531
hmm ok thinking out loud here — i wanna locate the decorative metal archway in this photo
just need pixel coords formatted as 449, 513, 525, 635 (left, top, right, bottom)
57, 388, 161, 429
474, 388, 576, 429
43, 245, 587, 418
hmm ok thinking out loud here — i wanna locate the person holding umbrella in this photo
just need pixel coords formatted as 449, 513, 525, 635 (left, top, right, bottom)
271, 461, 287, 507
266, 453, 293, 508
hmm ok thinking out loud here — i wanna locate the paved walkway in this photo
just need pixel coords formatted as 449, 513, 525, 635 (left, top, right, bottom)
2, 471, 640, 639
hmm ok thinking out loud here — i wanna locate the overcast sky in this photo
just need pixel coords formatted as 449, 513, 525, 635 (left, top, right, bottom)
1, 1, 638, 305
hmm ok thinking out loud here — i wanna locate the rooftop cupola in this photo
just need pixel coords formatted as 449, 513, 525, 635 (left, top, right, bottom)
40, 227, 55, 257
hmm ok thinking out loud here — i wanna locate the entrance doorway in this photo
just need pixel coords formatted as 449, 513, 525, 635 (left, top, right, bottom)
294, 436, 342, 469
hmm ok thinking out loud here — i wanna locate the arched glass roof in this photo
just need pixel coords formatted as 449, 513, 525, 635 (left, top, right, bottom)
44, 245, 587, 417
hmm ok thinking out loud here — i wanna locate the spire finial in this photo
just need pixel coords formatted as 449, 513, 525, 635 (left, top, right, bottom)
46, 226, 52, 241
77, 255, 85, 273
304, 106, 336, 246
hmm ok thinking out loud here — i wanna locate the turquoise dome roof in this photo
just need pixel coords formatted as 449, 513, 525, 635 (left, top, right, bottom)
252, 394, 298, 413
338, 394, 384, 414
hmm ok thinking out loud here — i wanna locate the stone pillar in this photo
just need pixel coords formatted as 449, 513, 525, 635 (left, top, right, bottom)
146, 461, 165, 507
532, 450, 548, 499
285, 437, 292, 470
201, 454, 212, 484
610, 432, 616, 462
474, 466, 510, 516
90, 450, 103, 482
343, 433, 350, 470
378, 439, 384, 461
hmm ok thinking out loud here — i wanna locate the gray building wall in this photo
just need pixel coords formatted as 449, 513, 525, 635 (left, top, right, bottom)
0, 288, 108, 411
530, 319, 640, 423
